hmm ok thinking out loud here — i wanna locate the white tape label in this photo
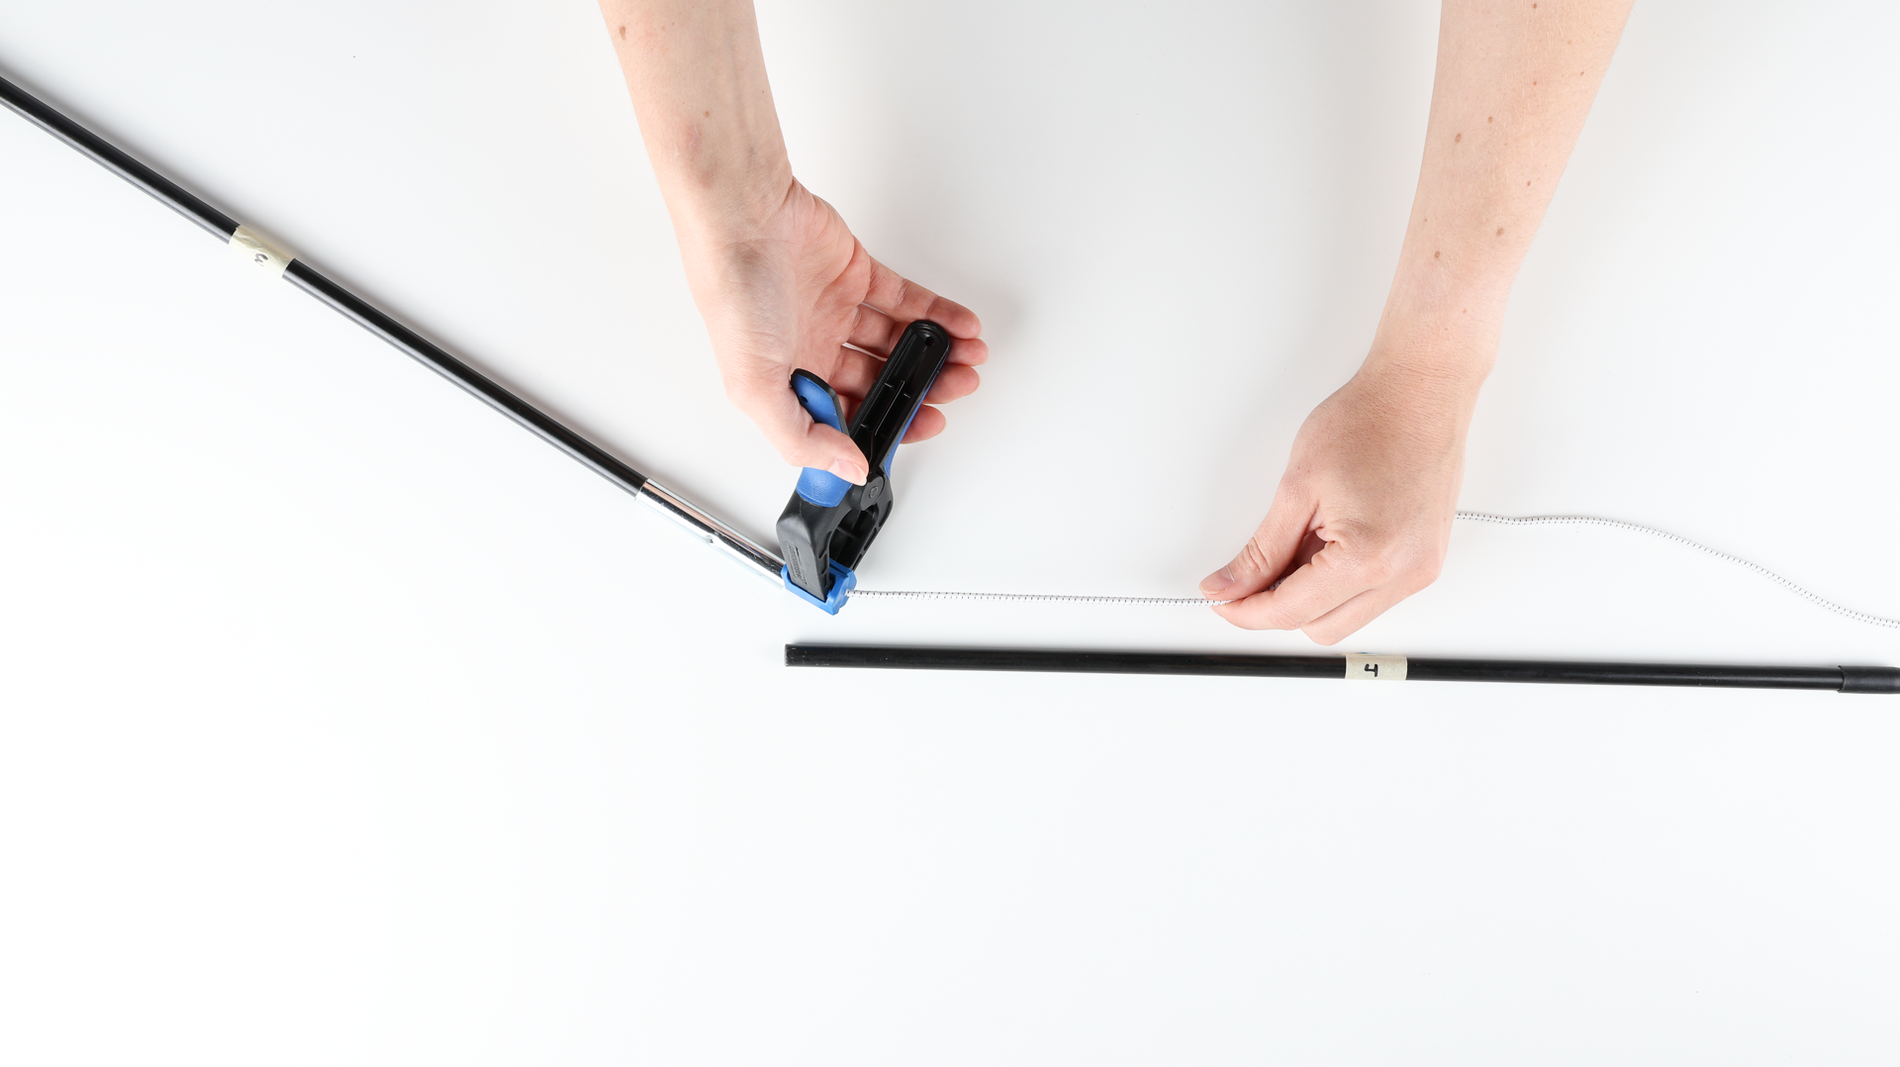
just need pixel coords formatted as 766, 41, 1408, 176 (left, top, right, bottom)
1345, 654, 1408, 681
228, 225, 293, 278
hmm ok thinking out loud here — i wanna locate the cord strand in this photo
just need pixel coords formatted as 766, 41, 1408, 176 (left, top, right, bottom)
849, 589, 1223, 606
852, 512, 1900, 629
1451, 511, 1899, 629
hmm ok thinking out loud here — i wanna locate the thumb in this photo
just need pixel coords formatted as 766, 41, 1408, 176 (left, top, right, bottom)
735, 379, 870, 484
1201, 489, 1315, 600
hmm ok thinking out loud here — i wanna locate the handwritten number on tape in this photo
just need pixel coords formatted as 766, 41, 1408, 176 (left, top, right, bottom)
1345, 654, 1408, 681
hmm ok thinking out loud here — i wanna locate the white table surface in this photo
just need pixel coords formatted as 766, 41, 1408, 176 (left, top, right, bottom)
2, 1, 1897, 1062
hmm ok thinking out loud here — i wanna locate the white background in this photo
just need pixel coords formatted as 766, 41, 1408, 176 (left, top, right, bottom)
2, 1, 1897, 1062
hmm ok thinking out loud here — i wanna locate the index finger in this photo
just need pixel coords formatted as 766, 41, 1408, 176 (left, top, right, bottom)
1213, 539, 1382, 632
862, 257, 983, 340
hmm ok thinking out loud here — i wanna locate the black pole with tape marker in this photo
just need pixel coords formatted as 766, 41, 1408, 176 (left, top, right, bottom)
4, 68, 789, 584
784, 645, 1900, 693
0, 70, 650, 499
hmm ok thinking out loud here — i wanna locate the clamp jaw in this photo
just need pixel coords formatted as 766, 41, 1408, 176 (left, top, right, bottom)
777, 320, 953, 612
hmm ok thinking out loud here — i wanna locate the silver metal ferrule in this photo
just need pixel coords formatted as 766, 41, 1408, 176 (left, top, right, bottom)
636, 480, 784, 586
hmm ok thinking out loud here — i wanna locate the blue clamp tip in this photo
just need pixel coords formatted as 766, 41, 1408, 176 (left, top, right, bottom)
782, 560, 857, 614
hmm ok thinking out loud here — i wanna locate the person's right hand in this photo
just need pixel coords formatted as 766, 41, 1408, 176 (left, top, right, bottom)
1199, 353, 1482, 643
677, 178, 987, 484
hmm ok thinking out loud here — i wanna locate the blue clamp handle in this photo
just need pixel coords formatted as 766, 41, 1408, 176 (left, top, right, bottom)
791, 372, 853, 508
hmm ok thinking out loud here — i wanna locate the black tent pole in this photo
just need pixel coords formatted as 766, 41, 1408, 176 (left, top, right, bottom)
785, 645, 1900, 693
0, 70, 784, 585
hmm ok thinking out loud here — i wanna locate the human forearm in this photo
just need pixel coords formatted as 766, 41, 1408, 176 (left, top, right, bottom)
598, 0, 793, 245
1205, 0, 1633, 640
594, 1, 987, 480
1375, 0, 1635, 385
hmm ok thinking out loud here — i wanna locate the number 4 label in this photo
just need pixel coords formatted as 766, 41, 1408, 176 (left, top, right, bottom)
1345, 654, 1408, 681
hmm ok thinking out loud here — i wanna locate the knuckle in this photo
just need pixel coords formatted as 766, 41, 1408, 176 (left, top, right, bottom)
1235, 537, 1276, 579
770, 431, 815, 463
1317, 513, 1367, 542
1255, 602, 1305, 632
1212, 605, 1249, 629
1356, 555, 1397, 586
1301, 623, 1346, 646
1215, 601, 1271, 631
1393, 541, 1447, 588
1343, 533, 1447, 590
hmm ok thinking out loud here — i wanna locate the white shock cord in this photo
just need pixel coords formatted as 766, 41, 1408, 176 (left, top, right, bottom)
852, 512, 1900, 630
1452, 512, 1899, 629
849, 589, 1221, 606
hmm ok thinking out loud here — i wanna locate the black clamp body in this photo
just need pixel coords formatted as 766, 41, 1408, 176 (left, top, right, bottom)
777, 320, 953, 608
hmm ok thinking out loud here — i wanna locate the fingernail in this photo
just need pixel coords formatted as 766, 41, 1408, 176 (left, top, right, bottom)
827, 458, 866, 485
1200, 566, 1234, 597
